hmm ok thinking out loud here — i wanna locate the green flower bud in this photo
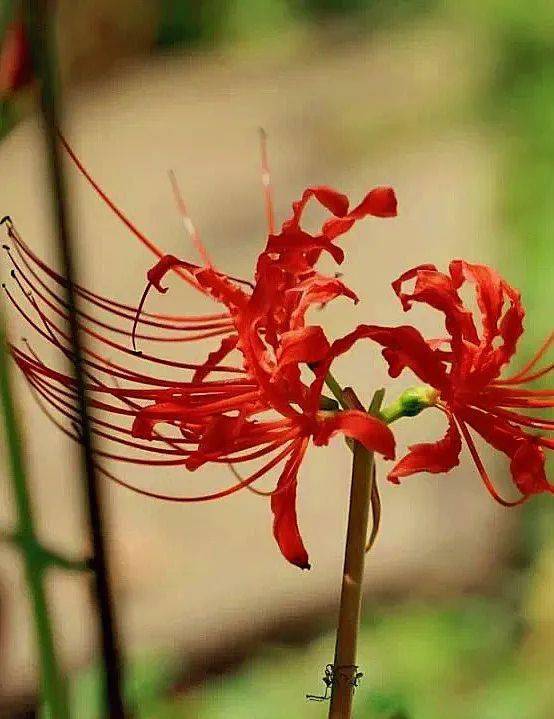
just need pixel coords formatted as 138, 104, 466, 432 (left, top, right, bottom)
380, 386, 438, 424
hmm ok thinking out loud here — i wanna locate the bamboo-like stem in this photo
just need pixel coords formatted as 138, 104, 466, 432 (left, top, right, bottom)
24, 2, 126, 716
0, 316, 70, 719
1, 525, 92, 572
328, 389, 384, 719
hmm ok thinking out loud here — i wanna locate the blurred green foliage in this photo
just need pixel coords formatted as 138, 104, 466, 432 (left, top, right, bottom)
155, 0, 434, 48
67, 593, 553, 718
467, 0, 554, 346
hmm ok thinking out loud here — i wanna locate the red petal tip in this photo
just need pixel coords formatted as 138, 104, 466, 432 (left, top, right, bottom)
367, 186, 398, 218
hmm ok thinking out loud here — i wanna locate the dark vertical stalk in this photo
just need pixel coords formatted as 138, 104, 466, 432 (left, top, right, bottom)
24, 2, 126, 716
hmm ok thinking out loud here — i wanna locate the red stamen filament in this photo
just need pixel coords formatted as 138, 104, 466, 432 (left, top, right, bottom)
497, 332, 553, 385
456, 417, 527, 507
258, 128, 275, 235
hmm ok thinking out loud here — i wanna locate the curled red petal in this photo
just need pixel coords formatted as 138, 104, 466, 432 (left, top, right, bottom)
323, 186, 397, 240
147, 255, 195, 293
461, 406, 520, 457
131, 401, 183, 439
283, 186, 350, 232
277, 326, 330, 369
186, 414, 246, 470
371, 326, 449, 389
309, 186, 350, 217
271, 440, 310, 569
131, 412, 157, 440
289, 276, 358, 329
194, 266, 249, 309
393, 266, 479, 353
461, 406, 552, 497
450, 260, 504, 345
308, 324, 447, 414
391, 264, 437, 311
510, 441, 553, 496
314, 410, 395, 460
449, 260, 525, 382
193, 334, 238, 383
351, 186, 398, 218
387, 413, 461, 484
265, 229, 345, 266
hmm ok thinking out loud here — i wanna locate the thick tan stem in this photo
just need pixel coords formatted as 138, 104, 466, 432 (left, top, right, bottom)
328, 440, 374, 719
327, 387, 383, 719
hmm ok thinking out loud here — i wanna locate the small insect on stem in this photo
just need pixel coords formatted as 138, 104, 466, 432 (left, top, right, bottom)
306, 664, 335, 702
307, 664, 364, 702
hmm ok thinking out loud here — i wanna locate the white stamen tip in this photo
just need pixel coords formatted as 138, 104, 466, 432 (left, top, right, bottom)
183, 217, 195, 237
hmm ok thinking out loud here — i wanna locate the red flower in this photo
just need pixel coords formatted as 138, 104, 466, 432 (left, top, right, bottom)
2, 139, 397, 568
0, 19, 33, 97
352, 262, 552, 503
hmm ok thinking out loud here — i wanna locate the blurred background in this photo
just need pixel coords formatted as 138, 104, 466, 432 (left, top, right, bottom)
0, 1, 552, 717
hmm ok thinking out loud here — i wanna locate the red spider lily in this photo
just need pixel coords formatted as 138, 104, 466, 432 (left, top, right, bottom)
0, 18, 33, 96
2, 139, 397, 568
344, 262, 553, 504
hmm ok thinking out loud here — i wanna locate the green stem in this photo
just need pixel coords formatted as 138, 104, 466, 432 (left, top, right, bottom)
0, 526, 91, 572
324, 372, 350, 410
328, 388, 384, 719
0, 317, 70, 718
44, 549, 92, 573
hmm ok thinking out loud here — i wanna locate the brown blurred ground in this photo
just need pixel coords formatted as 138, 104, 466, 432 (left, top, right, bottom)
0, 17, 515, 700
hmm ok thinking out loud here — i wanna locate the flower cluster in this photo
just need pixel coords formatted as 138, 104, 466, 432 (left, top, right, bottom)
340, 262, 553, 503
2, 140, 397, 569
2, 140, 552, 569
0, 16, 32, 97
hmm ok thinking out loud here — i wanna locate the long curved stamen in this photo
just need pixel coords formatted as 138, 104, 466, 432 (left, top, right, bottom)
59, 134, 199, 284
131, 282, 153, 353
6, 244, 232, 337
475, 404, 554, 431
29, 369, 295, 463
227, 439, 303, 497
486, 396, 554, 409
507, 364, 553, 385
26, 378, 196, 466
59, 137, 255, 296
21, 337, 298, 466
7, 249, 234, 345
484, 386, 554, 400
95, 441, 297, 503
168, 169, 211, 267
3, 219, 230, 326
6, 277, 244, 374
497, 332, 553, 385
365, 468, 381, 553
456, 417, 527, 507
6, 281, 258, 411
228, 462, 274, 496
258, 127, 275, 235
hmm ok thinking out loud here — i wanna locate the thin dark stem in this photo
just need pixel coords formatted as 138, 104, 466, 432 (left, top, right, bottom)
25, 2, 126, 716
